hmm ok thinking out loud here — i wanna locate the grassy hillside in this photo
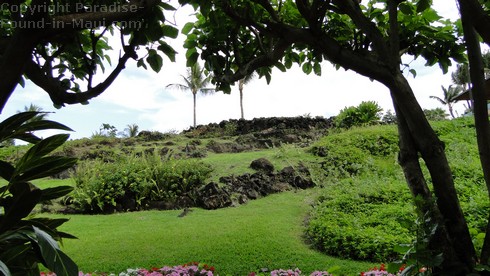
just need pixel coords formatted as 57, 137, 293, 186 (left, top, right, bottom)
2, 116, 488, 275
306, 118, 489, 263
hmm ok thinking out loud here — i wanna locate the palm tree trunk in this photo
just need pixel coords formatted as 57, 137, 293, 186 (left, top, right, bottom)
193, 92, 197, 127
239, 79, 244, 119
448, 104, 455, 119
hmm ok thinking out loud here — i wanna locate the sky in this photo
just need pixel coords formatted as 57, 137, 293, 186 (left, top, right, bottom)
0, 0, 465, 140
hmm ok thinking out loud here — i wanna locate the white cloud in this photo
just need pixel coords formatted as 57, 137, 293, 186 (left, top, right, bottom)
1, 0, 465, 138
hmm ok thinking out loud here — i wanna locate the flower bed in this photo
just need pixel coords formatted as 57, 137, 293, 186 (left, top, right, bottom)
41, 263, 405, 276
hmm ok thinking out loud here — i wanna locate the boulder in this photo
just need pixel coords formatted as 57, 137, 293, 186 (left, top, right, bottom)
250, 158, 274, 173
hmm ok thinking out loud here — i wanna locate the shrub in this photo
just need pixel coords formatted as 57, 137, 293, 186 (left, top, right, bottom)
423, 108, 447, 121
71, 157, 153, 212
71, 154, 213, 213
307, 119, 490, 263
334, 101, 383, 128
305, 177, 414, 262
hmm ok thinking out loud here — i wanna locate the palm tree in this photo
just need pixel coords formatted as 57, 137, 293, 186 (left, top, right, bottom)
238, 73, 256, 119
166, 63, 214, 127
18, 103, 48, 122
430, 85, 463, 119
125, 123, 139, 138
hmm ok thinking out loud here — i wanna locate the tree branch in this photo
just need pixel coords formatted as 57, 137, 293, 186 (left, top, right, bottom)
24, 44, 136, 106
50, 0, 159, 31
459, 0, 490, 47
331, 0, 389, 56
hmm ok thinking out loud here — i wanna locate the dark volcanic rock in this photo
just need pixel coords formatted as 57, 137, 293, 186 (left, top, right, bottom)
250, 158, 275, 173
196, 182, 233, 209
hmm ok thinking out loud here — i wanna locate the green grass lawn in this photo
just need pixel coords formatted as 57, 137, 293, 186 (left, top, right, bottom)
51, 189, 373, 275
204, 146, 319, 182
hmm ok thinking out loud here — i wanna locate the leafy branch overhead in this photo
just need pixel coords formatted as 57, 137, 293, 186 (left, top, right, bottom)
178, 0, 489, 274
0, 0, 179, 112
180, 0, 465, 93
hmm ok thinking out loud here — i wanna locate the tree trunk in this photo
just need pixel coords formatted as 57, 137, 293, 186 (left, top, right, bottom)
448, 105, 455, 119
387, 72, 477, 273
239, 79, 244, 119
393, 100, 469, 273
193, 92, 197, 127
0, 31, 39, 113
458, 0, 490, 264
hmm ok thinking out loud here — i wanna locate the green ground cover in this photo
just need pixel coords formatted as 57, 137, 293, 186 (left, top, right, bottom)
50, 190, 373, 275
4, 117, 487, 275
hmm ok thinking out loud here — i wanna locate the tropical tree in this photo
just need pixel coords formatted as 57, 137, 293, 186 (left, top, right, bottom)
238, 73, 256, 119
451, 63, 473, 111
18, 103, 48, 121
430, 85, 463, 119
125, 123, 140, 138
182, 0, 476, 273
166, 63, 214, 127
0, 0, 179, 113
457, 0, 490, 264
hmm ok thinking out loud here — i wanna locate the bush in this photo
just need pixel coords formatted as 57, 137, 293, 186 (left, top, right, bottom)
310, 125, 398, 177
334, 101, 383, 128
150, 158, 214, 201
305, 177, 414, 262
423, 108, 447, 121
71, 154, 213, 213
306, 119, 490, 262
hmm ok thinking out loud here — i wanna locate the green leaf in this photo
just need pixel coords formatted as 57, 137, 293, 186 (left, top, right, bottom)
399, 2, 414, 15
33, 226, 78, 276
0, 160, 15, 181
416, 0, 432, 13
181, 22, 195, 35
40, 186, 74, 202
0, 183, 42, 233
313, 62, 322, 76
387, 262, 404, 274
0, 260, 10, 276
409, 69, 417, 78
275, 62, 286, 72
186, 49, 199, 67
16, 134, 70, 173
0, 243, 32, 267
11, 133, 41, 144
30, 217, 69, 228
137, 59, 148, 70
18, 120, 73, 133
162, 25, 179, 39
302, 62, 313, 74
16, 156, 77, 183
158, 42, 177, 62
0, 112, 38, 141
146, 50, 164, 73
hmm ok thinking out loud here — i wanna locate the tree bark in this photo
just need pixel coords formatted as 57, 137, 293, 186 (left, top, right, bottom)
0, 0, 159, 113
388, 72, 477, 273
458, 0, 490, 264
393, 99, 469, 274
0, 31, 39, 112
193, 92, 197, 128
239, 79, 244, 119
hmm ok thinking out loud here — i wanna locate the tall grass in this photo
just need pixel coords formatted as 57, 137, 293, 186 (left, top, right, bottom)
52, 190, 373, 275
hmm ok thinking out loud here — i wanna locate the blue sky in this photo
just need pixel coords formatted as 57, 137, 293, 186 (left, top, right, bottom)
1, 0, 464, 140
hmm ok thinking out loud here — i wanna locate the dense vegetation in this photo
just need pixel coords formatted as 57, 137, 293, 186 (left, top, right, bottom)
306, 118, 488, 263
1, 115, 488, 275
